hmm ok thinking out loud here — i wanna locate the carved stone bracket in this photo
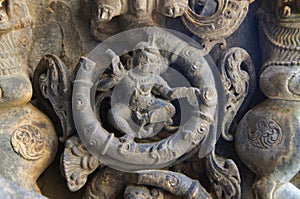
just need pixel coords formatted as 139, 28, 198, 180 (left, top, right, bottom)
205, 150, 241, 199
219, 47, 256, 141
33, 54, 74, 142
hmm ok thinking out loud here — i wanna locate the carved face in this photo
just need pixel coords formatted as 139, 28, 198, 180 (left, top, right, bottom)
0, 0, 11, 31
96, 0, 123, 21
134, 43, 162, 74
158, 0, 188, 18
277, 0, 300, 19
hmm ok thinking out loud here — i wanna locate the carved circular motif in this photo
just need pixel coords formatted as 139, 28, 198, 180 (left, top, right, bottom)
74, 95, 86, 110
11, 125, 45, 160
288, 72, 300, 96
72, 28, 220, 172
247, 120, 282, 149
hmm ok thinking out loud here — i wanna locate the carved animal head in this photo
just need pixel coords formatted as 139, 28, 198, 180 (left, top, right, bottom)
95, 0, 125, 21
277, 0, 300, 19
0, 0, 32, 33
156, 0, 188, 18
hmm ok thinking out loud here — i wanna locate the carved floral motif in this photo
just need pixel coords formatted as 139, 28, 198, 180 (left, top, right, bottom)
62, 136, 100, 192
248, 120, 282, 149
11, 125, 45, 161
219, 47, 256, 141
205, 151, 241, 199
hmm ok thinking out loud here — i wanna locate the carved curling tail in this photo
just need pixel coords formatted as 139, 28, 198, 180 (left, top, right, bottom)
137, 170, 212, 199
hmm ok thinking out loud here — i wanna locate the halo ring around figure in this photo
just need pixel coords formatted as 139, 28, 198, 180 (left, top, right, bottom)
72, 27, 224, 172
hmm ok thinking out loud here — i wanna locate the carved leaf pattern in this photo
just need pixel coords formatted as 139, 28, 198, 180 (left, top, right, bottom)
219, 47, 256, 141
33, 54, 74, 142
205, 150, 241, 199
62, 136, 100, 192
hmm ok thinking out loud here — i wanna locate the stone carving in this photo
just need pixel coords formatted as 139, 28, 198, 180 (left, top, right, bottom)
11, 125, 46, 161
29, 1, 83, 73
62, 136, 100, 192
87, 0, 189, 41
33, 54, 74, 142
72, 33, 218, 171
219, 47, 256, 141
0, 0, 58, 193
136, 170, 212, 198
98, 46, 200, 140
86, 0, 254, 52
28, 0, 257, 198
247, 120, 283, 149
83, 167, 134, 199
182, 0, 253, 54
235, 0, 300, 198
34, 25, 252, 198
124, 185, 164, 199
205, 151, 241, 199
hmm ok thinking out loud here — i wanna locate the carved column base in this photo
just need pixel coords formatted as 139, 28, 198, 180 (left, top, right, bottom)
235, 99, 300, 199
0, 103, 58, 193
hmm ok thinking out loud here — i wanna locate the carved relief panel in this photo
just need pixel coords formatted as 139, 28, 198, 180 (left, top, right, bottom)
3, 0, 299, 199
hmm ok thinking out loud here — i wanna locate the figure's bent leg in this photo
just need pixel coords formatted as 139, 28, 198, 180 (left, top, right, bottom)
147, 99, 175, 124
108, 103, 135, 136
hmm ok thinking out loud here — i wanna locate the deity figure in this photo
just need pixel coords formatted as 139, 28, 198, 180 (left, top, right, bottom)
98, 41, 199, 139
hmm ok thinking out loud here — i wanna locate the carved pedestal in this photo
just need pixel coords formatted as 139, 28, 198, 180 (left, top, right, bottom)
0, 0, 58, 193
236, 1, 300, 198
0, 104, 57, 192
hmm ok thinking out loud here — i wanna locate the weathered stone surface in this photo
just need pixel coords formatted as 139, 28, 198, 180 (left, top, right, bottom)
0, 104, 58, 192
0, 177, 47, 199
235, 0, 300, 198
0, 0, 58, 195
5, 0, 300, 199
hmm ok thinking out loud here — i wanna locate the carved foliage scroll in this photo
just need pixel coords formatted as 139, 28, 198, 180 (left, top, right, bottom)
33, 54, 74, 142
205, 150, 241, 199
219, 47, 256, 141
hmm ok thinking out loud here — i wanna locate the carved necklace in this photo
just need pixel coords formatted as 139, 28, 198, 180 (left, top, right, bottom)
128, 70, 153, 85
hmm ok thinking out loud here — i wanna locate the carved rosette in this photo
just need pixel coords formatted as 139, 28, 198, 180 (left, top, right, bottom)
247, 120, 282, 149
11, 125, 45, 160
62, 136, 100, 192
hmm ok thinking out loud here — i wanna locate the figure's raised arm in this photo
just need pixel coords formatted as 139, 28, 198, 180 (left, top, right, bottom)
153, 77, 200, 107
97, 49, 126, 91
